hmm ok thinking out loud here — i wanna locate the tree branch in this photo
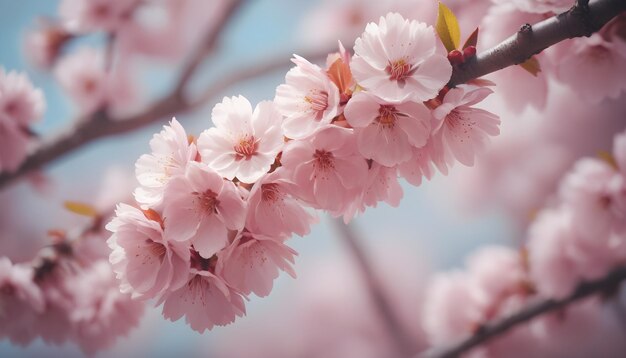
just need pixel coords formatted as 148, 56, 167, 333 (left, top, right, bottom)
421, 265, 626, 358
448, 0, 626, 86
332, 219, 417, 358
173, 0, 244, 96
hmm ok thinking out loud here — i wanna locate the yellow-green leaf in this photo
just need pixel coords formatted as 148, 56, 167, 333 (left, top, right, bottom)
436, 2, 461, 53
519, 56, 541, 77
463, 27, 479, 49
64, 201, 98, 217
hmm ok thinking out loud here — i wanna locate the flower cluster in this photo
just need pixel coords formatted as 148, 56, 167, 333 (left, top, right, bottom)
422, 129, 626, 357
107, 12, 500, 332
0, 235, 144, 355
24, 0, 228, 116
528, 129, 626, 299
0, 68, 45, 173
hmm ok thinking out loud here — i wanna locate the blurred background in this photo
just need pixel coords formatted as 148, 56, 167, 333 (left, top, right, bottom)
1, 0, 624, 357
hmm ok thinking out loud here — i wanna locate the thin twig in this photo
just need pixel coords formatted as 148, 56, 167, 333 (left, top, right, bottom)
421, 265, 626, 358
332, 219, 417, 358
448, 0, 626, 86
174, 0, 244, 96
0, 47, 329, 190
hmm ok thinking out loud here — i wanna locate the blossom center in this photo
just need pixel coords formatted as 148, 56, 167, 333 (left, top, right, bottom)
313, 149, 335, 171
234, 135, 258, 161
195, 190, 220, 214
377, 105, 399, 128
386, 58, 413, 82
145, 240, 166, 262
261, 183, 283, 203
305, 90, 329, 119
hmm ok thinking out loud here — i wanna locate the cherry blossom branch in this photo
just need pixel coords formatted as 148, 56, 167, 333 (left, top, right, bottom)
333, 219, 417, 357
421, 265, 626, 358
448, 0, 626, 86
173, 0, 244, 96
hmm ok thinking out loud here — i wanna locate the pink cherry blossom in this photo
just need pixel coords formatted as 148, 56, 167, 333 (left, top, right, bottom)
344, 163, 404, 221
69, 260, 145, 355
0, 68, 45, 126
281, 126, 368, 214
275, 55, 341, 139
0, 258, 45, 345
344, 91, 431, 166
422, 271, 483, 346
481, 4, 549, 112
554, 34, 626, 103
432, 85, 500, 167
162, 162, 246, 258
54, 47, 136, 114
350, 12, 452, 103
0, 68, 45, 173
106, 203, 190, 300
161, 268, 246, 333
134, 118, 197, 207
398, 139, 441, 186
59, 0, 138, 34
559, 158, 626, 240
527, 208, 588, 299
245, 169, 317, 238
24, 21, 71, 68
197, 96, 284, 184
501, 0, 574, 14
217, 231, 297, 297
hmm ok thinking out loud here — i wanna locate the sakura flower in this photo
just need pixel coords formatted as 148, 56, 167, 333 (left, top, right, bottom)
527, 209, 589, 299
24, 21, 71, 68
106, 204, 190, 300
398, 138, 441, 186
559, 158, 626, 240
162, 162, 246, 258
281, 126, 368, 214
422, 271, 483, 345
432, 85, 500, 167
344, 163, 404, 221
246, 169, 317, 238
0, 258, 45, 345
134, 118, 197, 207
54, 47, 136, 114
275, 55, 340, 139
69, 260, 144, 355
161, 268, 246, 333
351, 13, 452, 103
0, 68, 45, 126
0, 68, 45, 173
217, 231, 297, 297
554, 34, 626, 103
59, 0, 138, 34
197, 96, 284, 184
344, 91, 431, 166
501, 0, 574, 14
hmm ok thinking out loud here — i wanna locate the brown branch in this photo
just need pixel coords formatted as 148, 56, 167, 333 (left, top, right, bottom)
173, 0, 244, 96
0, 47, 330, 191
332, 219, 418, 358
448, 0, 626, 86
421, 265, 626, 358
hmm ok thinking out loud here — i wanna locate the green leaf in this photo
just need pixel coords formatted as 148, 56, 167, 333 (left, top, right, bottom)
463, 27, 479, 49
64, 201, 98, 217
519, 56, 541, 77
436, 2, 461, 53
